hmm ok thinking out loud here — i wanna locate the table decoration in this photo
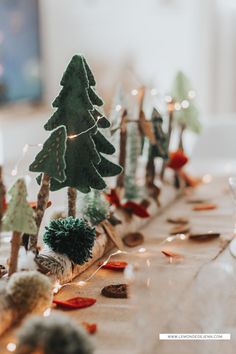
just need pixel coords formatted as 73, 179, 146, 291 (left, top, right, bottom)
0, 271, 52, 336
15, 313, 93, 354
53, 296, 96, 309
101, 283, 128, 298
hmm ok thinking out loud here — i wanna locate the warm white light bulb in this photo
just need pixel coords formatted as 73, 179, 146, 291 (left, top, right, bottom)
131, 89, 138, 96
115, 104, 122, 112
138, 247, 146, 253
11, 169, 17, 176
165, 95, 173, 103
6, 343, 16, 352
77, 280, 87, 287
174, 102, 181, 111
43, 308, 51, 317
181, 100, 190, 109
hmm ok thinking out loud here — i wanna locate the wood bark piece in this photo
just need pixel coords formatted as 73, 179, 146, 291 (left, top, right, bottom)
33, 184, 181, 285
8, 231, 21, 276
160, 100, 174, 180
29, 173, 50, 251
68, 187, 77, 217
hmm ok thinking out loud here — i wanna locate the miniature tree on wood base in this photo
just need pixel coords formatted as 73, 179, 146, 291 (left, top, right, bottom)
2, 178, 37, 275
30, 55, 122, 241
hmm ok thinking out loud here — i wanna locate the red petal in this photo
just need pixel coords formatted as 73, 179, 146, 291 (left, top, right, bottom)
122, 201, 150, 218
98, 261, 128, 270
82, 322, 97, 334
53, 297, 96, 309
167, 150, 188, 170
161, 249, 183, 259
104, 189, 121, 207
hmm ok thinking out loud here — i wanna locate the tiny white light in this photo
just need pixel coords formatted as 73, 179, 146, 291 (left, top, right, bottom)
181, 100, 190, 109
43, 308, 51, 317
179, 234, 186, 240
115, 104, 122, 112
138, 247, 146, 253
131, 89, 138, 96
166, 236, 174, 242
188, 90, 196, 99
53, 281, 62, 294
6, 343, 16, 352
165, 95, 172, 103
150, 88, 158, 96
174, 102, 181, 111
146, 259, 151, 267
77, 280, 87, 287
202, 174, 213, 184
11, 169, 17, 176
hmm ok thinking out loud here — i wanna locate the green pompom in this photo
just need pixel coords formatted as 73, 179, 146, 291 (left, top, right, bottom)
43, 217, 96, 265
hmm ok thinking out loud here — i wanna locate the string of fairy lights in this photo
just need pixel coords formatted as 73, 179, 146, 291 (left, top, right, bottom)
5, 87, 196, 352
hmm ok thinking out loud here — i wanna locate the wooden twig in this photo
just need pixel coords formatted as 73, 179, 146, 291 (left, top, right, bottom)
8, 231, 21, 276
117, 109, 128, 189
68, 187, 77, 217
0, 166, 6, 232
29, 173, 50, 252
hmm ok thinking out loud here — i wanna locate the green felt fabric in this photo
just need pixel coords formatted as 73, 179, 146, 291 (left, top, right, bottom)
150, 108, 168, 160
2, 178, 37, 234
34, 54, 121, 193
29, 126, 67, 182
171, 71, 201, 133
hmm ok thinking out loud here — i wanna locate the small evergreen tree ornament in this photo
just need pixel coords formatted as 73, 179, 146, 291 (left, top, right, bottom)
43, 217, 96, 265
171, 71, 201, 149
43, 54, 122, 206
146, 109, 168, 188
80, 190, 109, 226
2, 178, 37, 275
29, 126, 67, 251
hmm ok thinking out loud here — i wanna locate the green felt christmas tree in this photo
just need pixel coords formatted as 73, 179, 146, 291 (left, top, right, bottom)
44, 55, 121, 193
146, 109, 168, 189
80, 189, 109, 226
171, 71, 201, 149
124, 121, 141, 200
2, 178, 37, 275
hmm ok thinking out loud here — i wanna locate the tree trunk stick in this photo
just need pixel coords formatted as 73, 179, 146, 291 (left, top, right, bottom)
0, 166, 6, 232
68, 187, 77, 217
117, 110, 128, 189
29, 173, 50, 252
8, 231, 21, 276
160, 101, 174, 180
145, 148, 155, 187
178, 124, 186, 151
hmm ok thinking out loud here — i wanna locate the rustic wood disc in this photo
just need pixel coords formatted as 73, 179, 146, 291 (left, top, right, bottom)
123, 232, 144, 247
101, 284, 128, 299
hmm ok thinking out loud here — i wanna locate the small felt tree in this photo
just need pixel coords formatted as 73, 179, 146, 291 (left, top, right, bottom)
171, 71, 201, 149
124, 121, 141, 200
29, 126, 67, 250
2, 178, 37, 275
146, 109, 168, 189
44, 55, 121, 195
29, 55, 121, 240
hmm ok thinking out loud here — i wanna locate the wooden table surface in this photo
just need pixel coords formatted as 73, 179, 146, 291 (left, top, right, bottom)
0, 176, 236, 354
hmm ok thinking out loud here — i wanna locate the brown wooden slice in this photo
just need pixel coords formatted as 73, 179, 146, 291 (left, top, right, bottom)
101, 284, 128, 299
169, 225, 190, 235
167, 217, 189, 225
123, 232, 144, 247
189, 232, 220, 241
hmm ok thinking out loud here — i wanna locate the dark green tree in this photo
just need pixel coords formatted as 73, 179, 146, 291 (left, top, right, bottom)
146, 108, 168, 188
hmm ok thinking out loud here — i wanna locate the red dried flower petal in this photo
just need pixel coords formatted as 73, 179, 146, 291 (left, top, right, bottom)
53, 297, 96, 309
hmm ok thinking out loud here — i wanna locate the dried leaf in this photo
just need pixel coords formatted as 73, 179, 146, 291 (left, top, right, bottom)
82, 322, 97, 335
161, 249, 184, 259
167, 150, 188, 170
123, 232, 144, 247
53, 296, 96, 309
98, 261, 128, 271
189, 232, 220, 241
192, 204, 217, 211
